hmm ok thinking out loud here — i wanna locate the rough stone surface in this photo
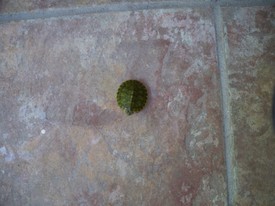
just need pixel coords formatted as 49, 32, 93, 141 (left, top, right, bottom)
223, 6, 275, 205
0, 0, 210, 14
0, 9, 226, 206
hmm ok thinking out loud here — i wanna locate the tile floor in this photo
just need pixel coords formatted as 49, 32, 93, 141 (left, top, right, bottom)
223, 6, 275, 205
0, 1, 274, 206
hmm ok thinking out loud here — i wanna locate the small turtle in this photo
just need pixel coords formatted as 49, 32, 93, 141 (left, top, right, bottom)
116, 80, 148, 115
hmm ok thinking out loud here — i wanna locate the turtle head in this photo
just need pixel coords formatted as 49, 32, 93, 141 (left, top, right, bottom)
125, 107, 134, 115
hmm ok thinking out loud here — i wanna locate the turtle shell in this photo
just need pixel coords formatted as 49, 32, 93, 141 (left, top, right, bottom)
116, 80, 147, 115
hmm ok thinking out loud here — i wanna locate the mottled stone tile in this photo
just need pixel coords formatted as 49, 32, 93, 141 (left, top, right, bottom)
0, 0, 210, 14
0, 9, 226, 205
223, 6, 275, 205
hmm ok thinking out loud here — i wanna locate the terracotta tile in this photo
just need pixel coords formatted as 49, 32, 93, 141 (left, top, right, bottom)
0, 9, 226, 205
223, 6, 275, 205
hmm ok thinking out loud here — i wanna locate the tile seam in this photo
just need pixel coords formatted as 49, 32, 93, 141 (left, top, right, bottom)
219, 0, 275, 7
213, 5, 234, 206
1, 0, 275, 23
0, 1, 210, 23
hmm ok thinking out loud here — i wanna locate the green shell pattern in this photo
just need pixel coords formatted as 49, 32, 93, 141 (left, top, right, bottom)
116, 80, 148, 115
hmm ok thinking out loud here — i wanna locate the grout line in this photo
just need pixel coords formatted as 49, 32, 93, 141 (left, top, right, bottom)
213, 5, 234, 206
1, 0, 275, 23
0, 1, 210, 23
219, 0, 275, 7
